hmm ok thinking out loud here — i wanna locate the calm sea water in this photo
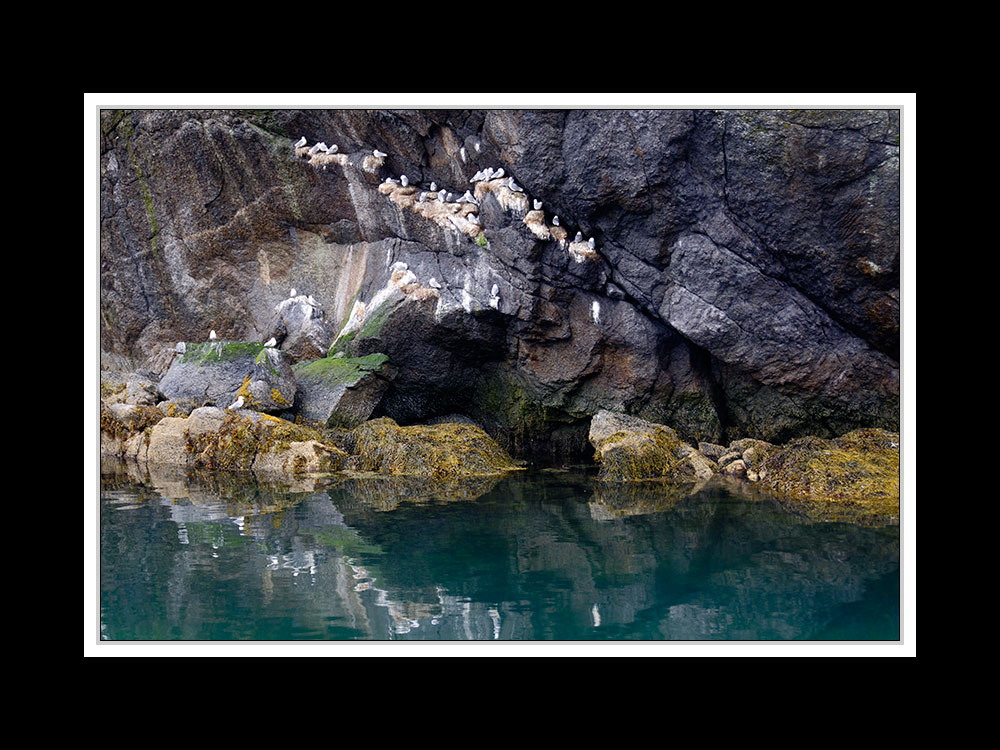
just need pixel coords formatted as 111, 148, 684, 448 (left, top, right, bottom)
98, 464, 900, 642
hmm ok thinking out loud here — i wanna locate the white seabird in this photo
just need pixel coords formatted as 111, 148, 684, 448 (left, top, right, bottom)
574, 232, 583, 243
553, 215, 560, 226
175, 341, 186, 354
264, 337, 277, 347
492, 168, 505, 180
460, 146, 467, 163
228, 396, 244, 410
491, 283, 499, 297
474, 141, 481, 153
589, 237, 596, 250
294, 136, 307, 148
401, 175, 409, 186
309, 143, 324, 154
482, 167, 495, 180
430, 182, 438, 192
373, 149, 387, 158
471, 170, 483, 182
428, 277, 442, 289
326, 144, 338, 153
533, 199, 543, 210
508, 177, 523, 193
290, 288, 297, 298
209, 330, 217, 341
418, 192, 427, 203
468, 213, 480, 225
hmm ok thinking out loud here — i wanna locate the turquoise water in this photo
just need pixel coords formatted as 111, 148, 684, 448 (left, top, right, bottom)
98, 465, 900, 642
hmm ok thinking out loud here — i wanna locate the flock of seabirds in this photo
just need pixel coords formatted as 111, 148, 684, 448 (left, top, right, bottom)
180, 135, 605, 412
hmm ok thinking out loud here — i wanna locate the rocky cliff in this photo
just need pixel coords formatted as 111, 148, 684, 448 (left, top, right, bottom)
99, 108, 899, 460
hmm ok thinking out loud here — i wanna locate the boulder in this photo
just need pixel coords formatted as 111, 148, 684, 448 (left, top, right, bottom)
588, 410, 717, 482
292, 353, 394, 428
157, 341, 296, 414
350, 416, 521, 478
264, 295, 337, 363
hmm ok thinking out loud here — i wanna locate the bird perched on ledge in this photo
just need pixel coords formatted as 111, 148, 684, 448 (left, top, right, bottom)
294, 136, 307, 148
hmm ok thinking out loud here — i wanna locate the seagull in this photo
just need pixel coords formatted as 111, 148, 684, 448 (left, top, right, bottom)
471, 170, 484, 182
290, 288, 297, 298
430, 182, 438, 192
228, 395, 244, 410
315, 142, 328, 152
209, 330, 217, 341
439, 191, 448, 202
474, 141, 481, 153
428, 277, 442, 289
459, 190, 478, 205
553, 215, 560, 226
373, 149, 387, 158
418, 192, 427, 203
588, 237, 596, 250
533, 199, 543, 210
307, 295, 320, 307
325, 144, 338, 153
309, 143, 324, 154
460, 146, 467, 163
467, 213, 480, 225
508, 177, 523, 193
482, 167, 495, 180
401, 175, 409, 186
384, 177, 400, 185
574, 232, 583, 243
491, 283, 499, 297
492, 168, 505, 180
294, 136, 307, 148
175, 341, 186, 353
264, 337, 277, 347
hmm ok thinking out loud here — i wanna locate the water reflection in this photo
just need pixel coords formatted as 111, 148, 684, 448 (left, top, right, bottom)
99, 465, 900, 641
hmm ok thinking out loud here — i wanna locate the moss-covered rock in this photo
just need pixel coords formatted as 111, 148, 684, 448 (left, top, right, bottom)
292, 353, 394, 428
588, 410, 718, 482
157, 341, 297, 413
350, 417, 522, 478
756, 427, 899, 524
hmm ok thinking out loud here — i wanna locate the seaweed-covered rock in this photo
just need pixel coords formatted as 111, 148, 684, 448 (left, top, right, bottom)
588, 410, 717, 482
350, 417, 521, 478
127, 406, 347, 476
756, 427, 899, 522
292, 353, 394, 428
157, 341, 296, 413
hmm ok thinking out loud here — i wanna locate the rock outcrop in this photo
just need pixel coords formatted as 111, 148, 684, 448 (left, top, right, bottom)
100, 108, 900, 460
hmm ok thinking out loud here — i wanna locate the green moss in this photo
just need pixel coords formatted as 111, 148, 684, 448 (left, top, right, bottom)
476, 232, 488, 248
293, 353, 390, 386
180, 341, 265, 365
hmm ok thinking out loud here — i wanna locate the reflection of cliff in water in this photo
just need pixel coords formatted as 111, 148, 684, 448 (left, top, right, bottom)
100, 469, 899, 641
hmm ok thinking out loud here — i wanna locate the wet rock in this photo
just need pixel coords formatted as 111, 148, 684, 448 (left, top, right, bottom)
127, 406, 347, 476
351, 417, 521, 478
756, 427, 900, 523
588, 410, 717, 482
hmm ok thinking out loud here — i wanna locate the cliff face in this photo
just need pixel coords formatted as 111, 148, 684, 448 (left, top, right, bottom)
99, 108, 900, 457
